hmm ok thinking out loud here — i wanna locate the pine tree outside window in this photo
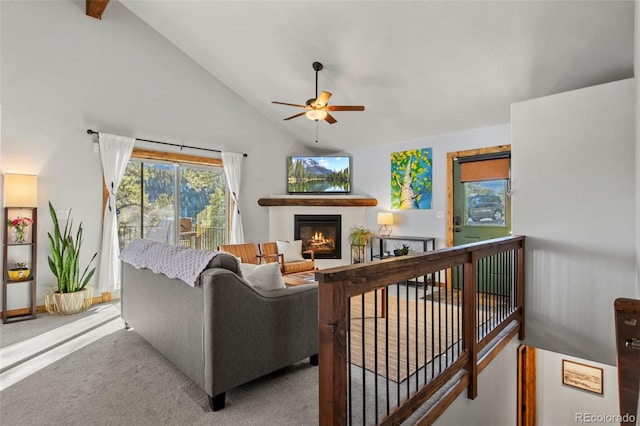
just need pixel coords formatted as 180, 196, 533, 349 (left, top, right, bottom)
115, 149, 228, 251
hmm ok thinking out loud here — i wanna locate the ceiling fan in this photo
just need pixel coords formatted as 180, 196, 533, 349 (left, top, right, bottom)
272, 62, 365, 124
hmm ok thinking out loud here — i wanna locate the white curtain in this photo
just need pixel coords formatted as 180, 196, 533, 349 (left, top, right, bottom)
98, 133, 135, 293
222, 151, 245, 243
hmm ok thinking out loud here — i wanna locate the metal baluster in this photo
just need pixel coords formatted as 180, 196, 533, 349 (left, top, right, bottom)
374, 289, 379, 424
385, 285, 390, 416
361, 292, 366, 425
347, 299, 352, 426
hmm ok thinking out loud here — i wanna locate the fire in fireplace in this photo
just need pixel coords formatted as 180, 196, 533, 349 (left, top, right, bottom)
294, 214, 341, 259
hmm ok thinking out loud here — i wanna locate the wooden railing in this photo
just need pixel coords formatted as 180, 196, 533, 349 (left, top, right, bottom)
317, 236, 525, 425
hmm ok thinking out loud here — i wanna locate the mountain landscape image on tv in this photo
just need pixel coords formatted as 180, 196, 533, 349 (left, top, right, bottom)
287, 156, 351, 194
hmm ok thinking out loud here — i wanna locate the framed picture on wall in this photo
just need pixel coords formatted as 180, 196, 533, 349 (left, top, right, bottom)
390, 148, 432, 210
562, 359, 603, 394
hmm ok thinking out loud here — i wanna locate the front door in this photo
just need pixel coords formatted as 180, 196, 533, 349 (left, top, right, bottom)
448, 147, 511, 247
447, 146, 512, 293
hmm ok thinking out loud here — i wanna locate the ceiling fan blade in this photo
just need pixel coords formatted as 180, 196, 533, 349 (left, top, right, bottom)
283, 112, 307, 121
327, 105, 365, 111
272, 101, 307, 108
324, 113, 337, 124
314, 91, 332, 108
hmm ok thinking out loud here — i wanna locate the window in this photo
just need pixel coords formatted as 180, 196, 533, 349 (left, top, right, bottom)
464, 180, 507, 226
116, 149, 228, 250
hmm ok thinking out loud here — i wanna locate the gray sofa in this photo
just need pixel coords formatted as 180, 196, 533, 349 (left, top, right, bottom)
121, 253, 318, 411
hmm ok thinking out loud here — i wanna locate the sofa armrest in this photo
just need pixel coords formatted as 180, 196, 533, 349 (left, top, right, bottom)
200, 268, 318, 397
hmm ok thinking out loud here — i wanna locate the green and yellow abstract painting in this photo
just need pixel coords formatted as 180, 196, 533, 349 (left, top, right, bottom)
391, 148, 432, 209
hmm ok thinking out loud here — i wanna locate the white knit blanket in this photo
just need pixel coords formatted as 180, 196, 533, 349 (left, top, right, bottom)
120, 239, 219, 287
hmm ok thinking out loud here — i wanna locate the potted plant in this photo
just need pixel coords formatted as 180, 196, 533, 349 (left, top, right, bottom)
348, 225, 373, 264
8, 261, 30, 281
44, 201, 98, 315
393, 243, 410, 256
348, 225, 373, 246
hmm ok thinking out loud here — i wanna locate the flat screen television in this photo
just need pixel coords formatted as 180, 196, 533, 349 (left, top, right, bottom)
287, 156, 351, 194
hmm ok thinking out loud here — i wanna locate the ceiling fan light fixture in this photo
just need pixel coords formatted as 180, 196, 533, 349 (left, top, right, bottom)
273, 61, 364, 124
305, 109, 328, 121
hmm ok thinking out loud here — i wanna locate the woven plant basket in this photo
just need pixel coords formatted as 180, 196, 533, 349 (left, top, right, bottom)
45, 286, 93, 315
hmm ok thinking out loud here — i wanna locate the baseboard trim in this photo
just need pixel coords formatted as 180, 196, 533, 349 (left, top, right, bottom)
1, 291, 117, 319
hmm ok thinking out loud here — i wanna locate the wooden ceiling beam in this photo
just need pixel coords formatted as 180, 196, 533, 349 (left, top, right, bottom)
86, 0, 110, 20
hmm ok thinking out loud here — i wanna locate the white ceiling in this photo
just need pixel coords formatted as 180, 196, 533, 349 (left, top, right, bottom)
119, 0, 635, 151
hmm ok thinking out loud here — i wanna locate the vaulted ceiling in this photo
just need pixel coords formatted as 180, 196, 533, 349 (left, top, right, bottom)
111, 1, 634, 151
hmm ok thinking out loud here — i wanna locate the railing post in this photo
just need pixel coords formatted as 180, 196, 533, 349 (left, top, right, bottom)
516, 243, 526, 340
318, 279, 348, 426
463, 255, 478, 399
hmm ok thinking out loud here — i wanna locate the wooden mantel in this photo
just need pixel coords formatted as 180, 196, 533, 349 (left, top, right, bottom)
258, 197, 377, 207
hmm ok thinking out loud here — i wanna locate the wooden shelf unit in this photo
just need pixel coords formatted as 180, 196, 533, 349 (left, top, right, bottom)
2, 207, 38, 324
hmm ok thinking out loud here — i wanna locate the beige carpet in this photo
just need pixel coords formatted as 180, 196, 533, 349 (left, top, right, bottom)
0, 306, 320, 426
349, 293, 462, 382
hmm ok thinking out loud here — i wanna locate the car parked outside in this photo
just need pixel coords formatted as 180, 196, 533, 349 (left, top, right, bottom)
467, 195, 504, 222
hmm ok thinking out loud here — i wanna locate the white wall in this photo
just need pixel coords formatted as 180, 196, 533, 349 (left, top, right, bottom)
349, 124, 510, 249
537, 349, 619, 425
0, 0, 295, 309
433, 337, 520, 426
511, 79, 636, 366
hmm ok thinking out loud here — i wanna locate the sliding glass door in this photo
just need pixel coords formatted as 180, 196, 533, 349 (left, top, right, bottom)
116, 157, 227, 250
178, 165, 228, 250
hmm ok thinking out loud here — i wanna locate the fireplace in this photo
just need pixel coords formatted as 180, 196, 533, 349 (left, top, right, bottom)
294, 214, 342, 259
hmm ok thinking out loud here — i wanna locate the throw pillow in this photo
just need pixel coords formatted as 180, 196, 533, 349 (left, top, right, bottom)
240, 262, 286, 291
276, 240, 305, 263
238, 261, 256, 278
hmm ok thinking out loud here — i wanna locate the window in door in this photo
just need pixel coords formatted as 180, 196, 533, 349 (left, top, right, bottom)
116, 153, 228, 251
465, 180, 507, 226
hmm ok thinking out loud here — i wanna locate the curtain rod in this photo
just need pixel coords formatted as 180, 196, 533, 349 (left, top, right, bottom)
87, 129, 247, 157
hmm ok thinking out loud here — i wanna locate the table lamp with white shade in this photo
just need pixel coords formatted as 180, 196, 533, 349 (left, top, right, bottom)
377, 212, 393, 236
